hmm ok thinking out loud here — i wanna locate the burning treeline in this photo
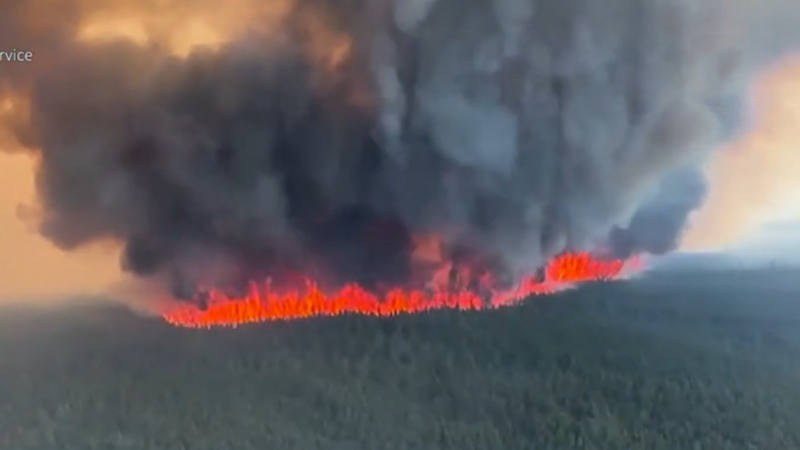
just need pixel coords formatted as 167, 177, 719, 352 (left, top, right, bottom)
1, 0, 799, 326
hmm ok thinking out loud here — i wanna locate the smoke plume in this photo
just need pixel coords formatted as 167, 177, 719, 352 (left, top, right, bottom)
1, 0, 799, 300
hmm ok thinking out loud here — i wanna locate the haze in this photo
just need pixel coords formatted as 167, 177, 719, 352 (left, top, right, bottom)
0, 152, 122, 303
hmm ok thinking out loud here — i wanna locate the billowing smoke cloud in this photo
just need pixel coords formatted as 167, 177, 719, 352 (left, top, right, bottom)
610, 166, 709, 257
1, 0, 799, 300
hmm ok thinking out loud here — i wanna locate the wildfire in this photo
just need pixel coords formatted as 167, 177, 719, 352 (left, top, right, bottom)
162, 251, 641, 328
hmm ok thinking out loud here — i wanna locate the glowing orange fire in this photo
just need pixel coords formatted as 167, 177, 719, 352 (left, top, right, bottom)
162, 251, 641, 328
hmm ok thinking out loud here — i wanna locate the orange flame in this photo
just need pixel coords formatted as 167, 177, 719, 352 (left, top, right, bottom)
161, 251, 641, 328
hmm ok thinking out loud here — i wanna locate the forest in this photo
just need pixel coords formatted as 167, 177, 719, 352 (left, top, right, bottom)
0, 268, 799, 449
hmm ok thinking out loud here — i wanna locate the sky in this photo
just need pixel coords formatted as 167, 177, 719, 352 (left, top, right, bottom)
0, 152, 123, 302
678, 56, 800, 252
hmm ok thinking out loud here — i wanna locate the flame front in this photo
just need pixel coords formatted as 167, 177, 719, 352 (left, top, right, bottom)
162, 252, 641, 328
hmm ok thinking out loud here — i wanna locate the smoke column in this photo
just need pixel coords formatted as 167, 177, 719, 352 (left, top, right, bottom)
1, 0, 799, 304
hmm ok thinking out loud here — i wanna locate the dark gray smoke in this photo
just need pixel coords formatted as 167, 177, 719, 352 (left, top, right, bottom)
610, 167, 709, 257
1, 0, 799, 298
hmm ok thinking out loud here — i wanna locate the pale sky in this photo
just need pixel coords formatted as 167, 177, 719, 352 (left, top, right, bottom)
0, 152, 123, 302
679, 56, 800, 252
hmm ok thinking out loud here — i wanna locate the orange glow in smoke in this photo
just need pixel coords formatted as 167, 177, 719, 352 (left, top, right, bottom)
162, 251, 640, 328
